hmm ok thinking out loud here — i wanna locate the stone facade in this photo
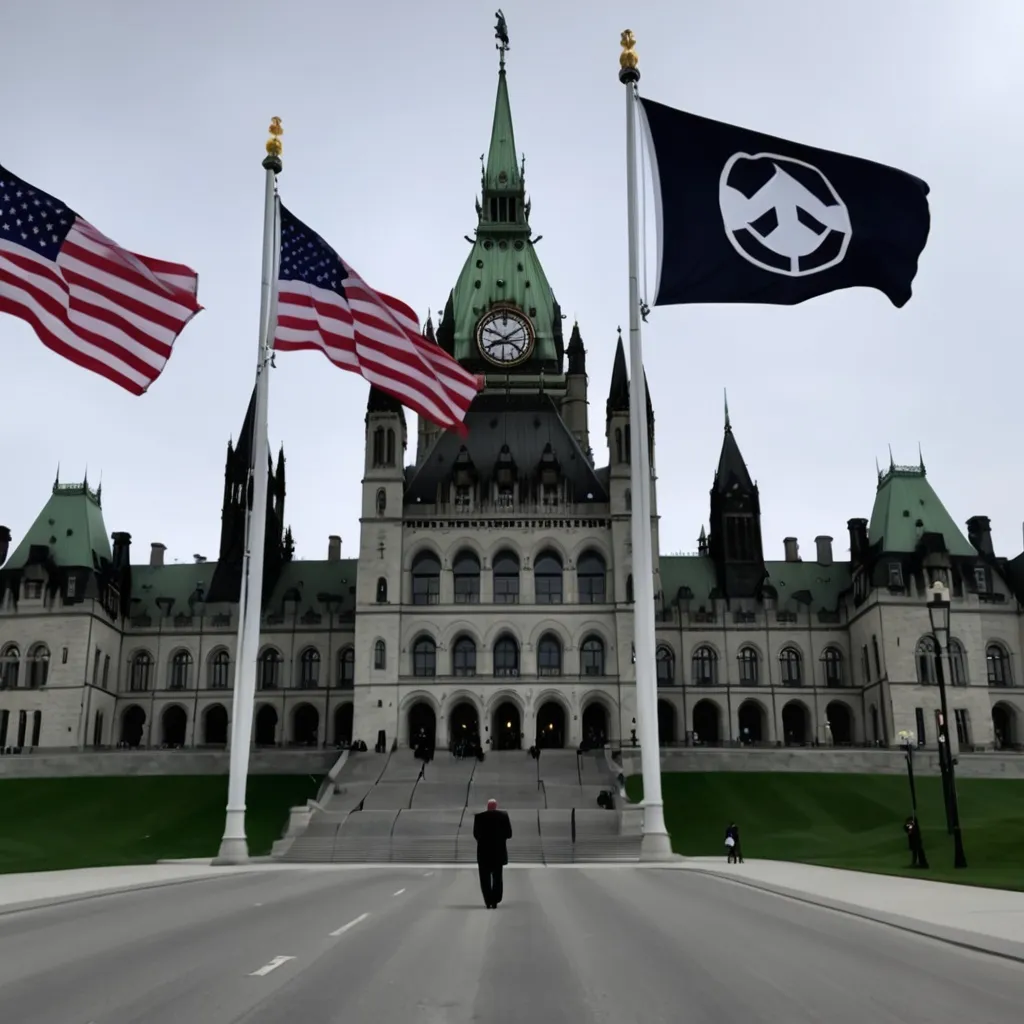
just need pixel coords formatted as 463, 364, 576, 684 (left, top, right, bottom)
2, 54, 1023, 763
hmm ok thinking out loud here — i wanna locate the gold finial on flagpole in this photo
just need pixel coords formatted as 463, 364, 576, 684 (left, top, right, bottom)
619, 30, 639, 81
266, 117, 283, 158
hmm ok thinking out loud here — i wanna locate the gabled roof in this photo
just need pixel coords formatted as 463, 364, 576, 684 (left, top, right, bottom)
868, 465, 975, 557
3, 479, 111, 570
404, 391, 608, 504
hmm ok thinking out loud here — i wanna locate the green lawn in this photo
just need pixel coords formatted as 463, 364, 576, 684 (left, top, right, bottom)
0, 775, 321, 875
626, 772, 1024, 891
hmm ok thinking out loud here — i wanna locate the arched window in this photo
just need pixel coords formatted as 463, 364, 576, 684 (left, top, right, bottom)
948, 639, 968, 686
987, 642, 1012, 686
130, 651, 153, 692
258, 648, 282, 690
625, 489, 632, 512
26, 644, 49, 688
581, 636, 605, 676
386, 428, 396, 466
692, 645, 717, 686
169, 650, 192, 690
453, 550, 481, 604
338, 647, 355, 688
538, 634, 562, 676
411, 550, 441, 605
374, 639, 386, 670
738, 646, 759, 685
413, 636, 436, 677
626, 574, 634, 603
656, 645, 674, 685
453, 636, 476, 676
577, 551, 607, 604
0, 644, 19, 689
615, 427, 623, 463
209, 649, 231, 689
534, 550, 563, 604
822, 647, 843, 687
493, 550, 520, 604
299, 647, 320, 688
372, 426, 385, 467
376, 488, 387, 516
779, 646, 802, 686
493, 636, 519, 677
915, 636, 937, 684
376, 577, 388, 603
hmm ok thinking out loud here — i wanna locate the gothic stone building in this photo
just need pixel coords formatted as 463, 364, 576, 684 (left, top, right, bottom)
1, 59, 1022, 759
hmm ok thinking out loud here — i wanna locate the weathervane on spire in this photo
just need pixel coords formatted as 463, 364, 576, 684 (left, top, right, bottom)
495, 10, 509, 67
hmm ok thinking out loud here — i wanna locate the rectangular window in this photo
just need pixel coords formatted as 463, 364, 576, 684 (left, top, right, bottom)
887, 563, 903, 588
67, 576, 77, 598
454, 485, 472, 511
861, 645, 870, 683
915, 707, 926, 746
974, 566, 988, 593
578, 575, 606, 604
24, 580, 42, 599
535, 576, 563, 604
412, 576, 440, 606
453, 576, 480, 604
494, 576, 519, 604
724, 515, 755, 562
872, 636, 882, 678
541, 484, 558, 507
102, 655, 111, 690
92, 648, 101, 685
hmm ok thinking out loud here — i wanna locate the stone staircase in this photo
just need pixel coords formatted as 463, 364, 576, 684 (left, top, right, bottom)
277, 746, 639, 864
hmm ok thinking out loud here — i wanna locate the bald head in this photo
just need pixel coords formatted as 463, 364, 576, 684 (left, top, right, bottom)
487, 799, 498, 810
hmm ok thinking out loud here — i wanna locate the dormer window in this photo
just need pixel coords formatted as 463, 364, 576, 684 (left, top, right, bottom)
23, 581, 42, 600
541, 484, 558, 507
488, 196, 517, 223
887, 563, 904, 589
974, 566, 988, 593
454, 485, 472, 510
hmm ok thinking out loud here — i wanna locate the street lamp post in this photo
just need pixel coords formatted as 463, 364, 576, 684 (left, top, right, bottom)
897, 729, 928, 869
927, 581, 968, 869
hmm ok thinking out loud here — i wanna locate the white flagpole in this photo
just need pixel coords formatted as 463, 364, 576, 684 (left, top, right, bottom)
619, 32, 672, 860
215, 118, 283, 864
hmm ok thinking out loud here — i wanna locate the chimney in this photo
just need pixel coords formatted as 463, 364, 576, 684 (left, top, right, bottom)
0, 526, 10, 565
966, 516, 993, 558
783, 537, 800, 562
327, 535, 342, 561
150, 542, 166, 567
111, 532, 132, 570
815, 535, 834, 567
848, 518, 869, 563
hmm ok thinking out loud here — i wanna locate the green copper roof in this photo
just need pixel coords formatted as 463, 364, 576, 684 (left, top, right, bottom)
4, 480, 111, 570
868, 464, 975, 557
485, 69, 520, 193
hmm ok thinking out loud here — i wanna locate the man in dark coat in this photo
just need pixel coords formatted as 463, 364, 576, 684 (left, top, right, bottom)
473, 798, 512, 909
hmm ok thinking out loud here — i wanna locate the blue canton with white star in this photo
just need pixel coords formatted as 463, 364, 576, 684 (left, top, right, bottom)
278, 204, 348, 299
0, 165, 76, 261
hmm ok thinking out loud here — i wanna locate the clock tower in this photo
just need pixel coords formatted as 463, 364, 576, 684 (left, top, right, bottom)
435, 40, 564, 381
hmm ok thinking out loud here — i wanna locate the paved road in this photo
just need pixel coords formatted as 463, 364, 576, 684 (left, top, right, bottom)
0, 866, 1021, 1023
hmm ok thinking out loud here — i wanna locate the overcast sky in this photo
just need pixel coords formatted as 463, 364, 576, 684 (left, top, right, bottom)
3, 0, 1022, 567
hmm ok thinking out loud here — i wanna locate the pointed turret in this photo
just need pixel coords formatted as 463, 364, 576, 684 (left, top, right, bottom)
708, 406, 765, 598
567, 321, 586, 375
562, 321, 590, 458
606, 331, 630, 419
485, 61, 521, 194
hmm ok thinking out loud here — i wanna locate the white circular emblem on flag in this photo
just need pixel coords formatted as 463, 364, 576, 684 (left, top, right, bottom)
719, 153, 852, 276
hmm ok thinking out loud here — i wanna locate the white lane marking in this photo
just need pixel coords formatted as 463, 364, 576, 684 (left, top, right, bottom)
423, 871, 434, 877
329, 912, 369, 937
254, 903, 263, 907
393, 888, 406, 896
249, 955, 295, 977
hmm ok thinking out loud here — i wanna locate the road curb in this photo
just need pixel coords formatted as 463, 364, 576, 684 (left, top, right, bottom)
687, 869, 1024, 965
0, 870, 261, 919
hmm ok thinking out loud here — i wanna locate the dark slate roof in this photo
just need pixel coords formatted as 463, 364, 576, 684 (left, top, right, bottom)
714, 424, 755, 494
404, 391, 608, 504
606, 335, 629, 417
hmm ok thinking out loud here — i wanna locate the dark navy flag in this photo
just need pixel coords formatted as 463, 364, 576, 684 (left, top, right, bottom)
639, 99, 931, 309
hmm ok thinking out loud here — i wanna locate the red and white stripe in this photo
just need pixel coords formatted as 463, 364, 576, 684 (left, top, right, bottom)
0, 218, 201, 395
274, 262, 482, 434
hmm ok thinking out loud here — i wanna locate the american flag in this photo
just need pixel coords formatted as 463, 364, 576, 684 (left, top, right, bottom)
273, 204, 481, 433
0, 164, 201, 395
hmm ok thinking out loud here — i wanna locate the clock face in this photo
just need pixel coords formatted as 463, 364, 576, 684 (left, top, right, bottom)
476, 307, 534, 366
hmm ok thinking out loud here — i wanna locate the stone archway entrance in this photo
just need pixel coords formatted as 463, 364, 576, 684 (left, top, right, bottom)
492, 701, 521, 750
535, 700, 566, 748
737, 700, 767, 744
407, 701, 436, 749
204, 704, 229, 745
449, 701, 480, 749
782, 701, 810, 746
993, 703, 1018, 749
692, 699, 721, 745
254, 704, 278, 746
120, 704, 146, 748
161, 705, 187, 747
334, 702, 354, 745
657, 700, 677, 744
581, 703, 608, 749
293, 703, 320, 747
826, 701, 853, 745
